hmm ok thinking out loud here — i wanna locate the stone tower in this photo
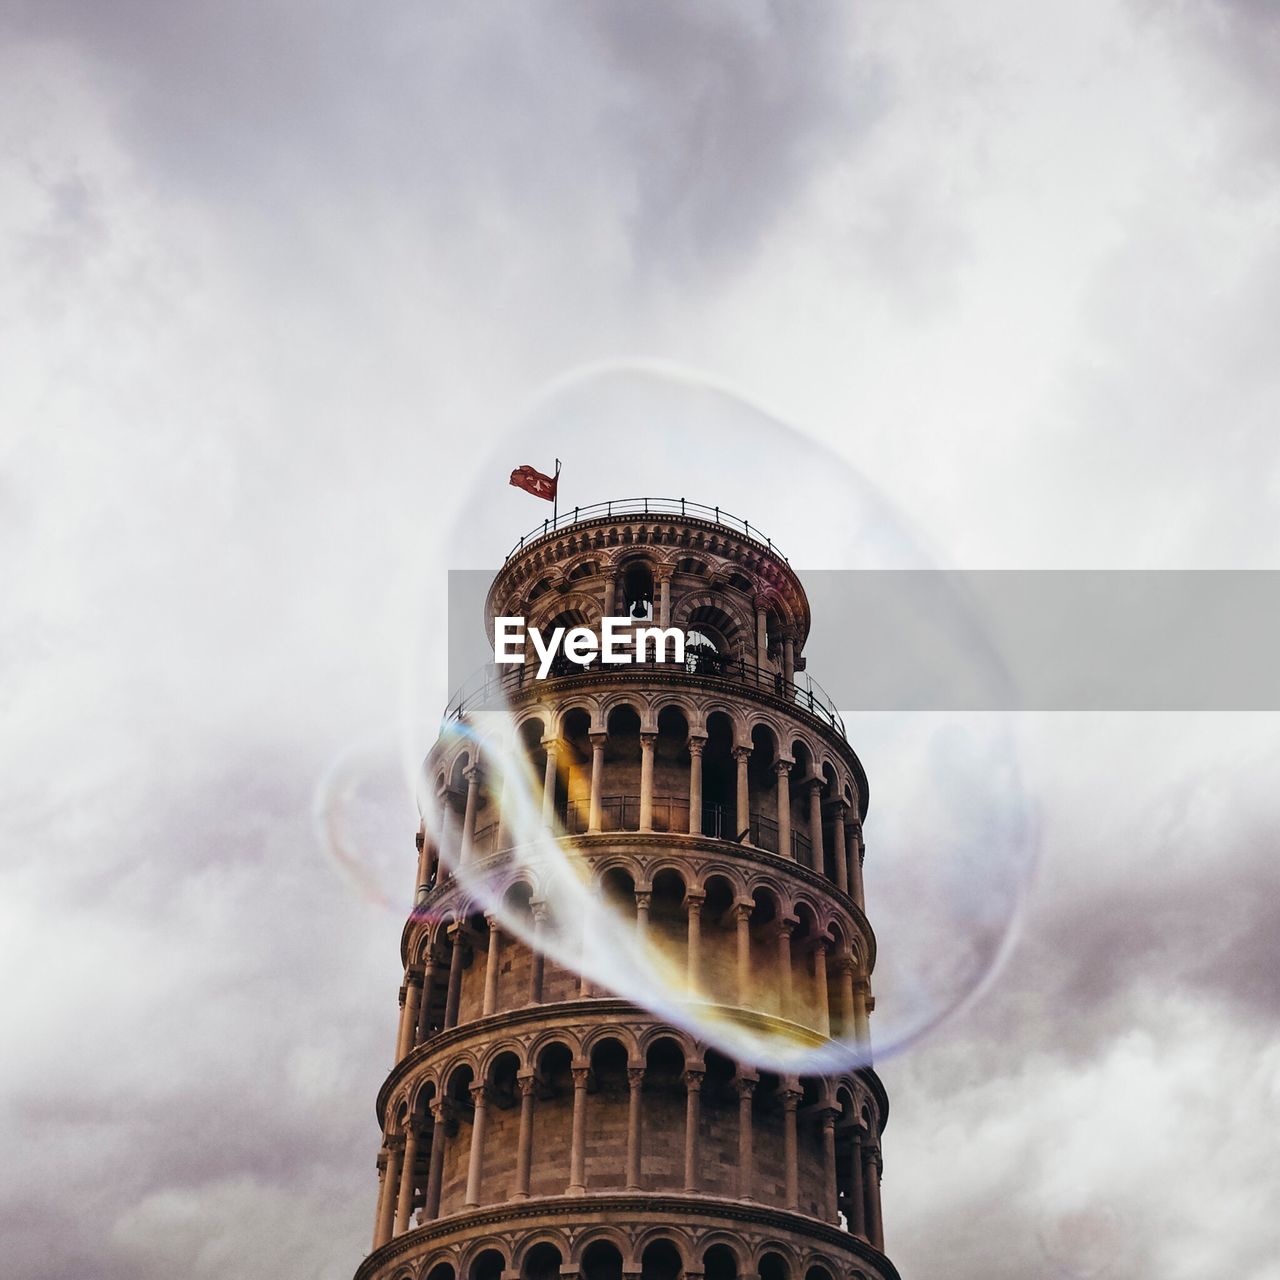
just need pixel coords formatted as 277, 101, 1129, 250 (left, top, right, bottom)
357, 499, 897, 1280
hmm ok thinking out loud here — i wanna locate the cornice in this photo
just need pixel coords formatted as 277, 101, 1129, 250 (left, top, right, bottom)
355, 1192, 900, 1280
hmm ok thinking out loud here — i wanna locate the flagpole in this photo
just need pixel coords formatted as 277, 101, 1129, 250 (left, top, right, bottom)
553, 457, 561, 526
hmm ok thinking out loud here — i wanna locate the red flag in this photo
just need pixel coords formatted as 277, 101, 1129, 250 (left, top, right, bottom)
509, 464, 558, 502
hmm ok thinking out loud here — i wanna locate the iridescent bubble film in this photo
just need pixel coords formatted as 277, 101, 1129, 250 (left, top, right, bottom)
331, 361, 1035, 1074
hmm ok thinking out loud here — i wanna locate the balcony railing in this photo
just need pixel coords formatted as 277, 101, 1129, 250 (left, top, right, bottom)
503, 497, 787, 563
444, 654, 846, 737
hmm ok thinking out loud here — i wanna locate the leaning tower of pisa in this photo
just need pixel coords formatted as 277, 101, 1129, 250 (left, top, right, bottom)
356, 499, 897, 1280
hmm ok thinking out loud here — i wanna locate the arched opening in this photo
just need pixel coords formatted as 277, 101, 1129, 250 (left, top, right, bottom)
684, 604, 738, 675
704, 1244, 738, 1280
582, 1240, 625, 1280
650, 868, 688, 977
586, 1038, 630, 1189
560, 707, 594, 833
601, 866, 637, 925
748, 723, 780, 850
759, 1253, 789, 1280
427, 1263, 457, 1280
479, 1052, 521, 1202
789, 740, 816, 866
702, 874, 737, 1006
820, 763, 840, 882
701, 711, 736, 840
641, 1240, 684, 1280
522, 1243, 563, 1280
603, 704, 643, 831
641, 1038, 688, 1191
621, 561, 655, 621
749, 888, 781, 1014
470, 1250, 505, 1280
653, 705, 691, 832
805, 1266, 834, 1280
528, 1043, 573, 1198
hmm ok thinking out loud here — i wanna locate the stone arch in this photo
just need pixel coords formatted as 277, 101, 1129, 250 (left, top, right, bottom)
527, 1027, 581, 1068
701, 1238, 747, 1280
638, 1233, 691, 1280
553, 695, 602, 738
756, 1246, 798, 1280
477, 1037, 528, 1078
572, 1226, 632, 1268
524, 585, 593, 625
581, 1024, 640, 1065
579, 1236, 627, 1280
516, 1234, 569, 1280
461, 1242, 510, 1280
422, 1255, 458, 1280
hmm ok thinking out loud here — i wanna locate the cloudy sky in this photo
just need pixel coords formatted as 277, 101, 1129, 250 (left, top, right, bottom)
3, 2, 1279, 1278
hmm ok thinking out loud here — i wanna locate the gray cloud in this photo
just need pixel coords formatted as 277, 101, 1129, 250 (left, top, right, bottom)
2, 2, 1279, 1279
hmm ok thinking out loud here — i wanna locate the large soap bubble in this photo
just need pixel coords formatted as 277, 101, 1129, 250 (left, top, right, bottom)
357, 360, 1033, 1073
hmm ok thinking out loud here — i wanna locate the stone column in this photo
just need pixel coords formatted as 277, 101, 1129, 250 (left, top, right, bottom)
686, 893, 704, 995
634, 890, 651, 938
837, 956, 857, 1040
780, 1087, 802, 1210
658, 570, 672, 629
847, 1129, 866, 1239
830, 801, 849, 894
415, 958, 437, 1046
821, 1108, 839, 1223
579, 904, 595, 1000
638, 732, 657, 832
512, 1074, 536, 1199
625, 1066, 645, 1190
687, 735, 705, 835
587, 733, 606, 833
777, 918, 795, 1014
398, 972, 423, 1061
371, 1148, 390, 1250
849, 819, 865, 911
464, 1083, 488, 1207
806, 779, 825, 873
854, 978, 872, 1058
491, 768, 508, 853
736, 1075, 757, 1200
782, 633, 795, 685
734, 901, 753, 1006
482, 916, 502, 1017
424, 1102, 448, 1220
866, 1149, 884, 1251
394, 1122, 419, 1234
813, 939, 832, 1037
458, 764, 481, 866
432, 786, 451, 877
567, 1065, 590, 1194
528, 903, 547, 1004
755, 603, 768, 667
377, 1136, 403, 1246
541, 740, 559, 827
415, 823, 430, 896
393, 980, 409, 1061
733, 746, 752, 842
443, 923, 465, 1030
773, 760, 792, 858
683, 1068, 704, 1191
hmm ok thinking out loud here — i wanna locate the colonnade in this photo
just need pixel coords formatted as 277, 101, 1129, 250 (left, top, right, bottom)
393, 911, 873, 1066
422, 737, 866, 910
372, 1065, 885, 1253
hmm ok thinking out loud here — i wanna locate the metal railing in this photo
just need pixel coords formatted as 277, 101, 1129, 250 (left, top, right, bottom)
503, 497, 787, 563
443, 654, 846, 737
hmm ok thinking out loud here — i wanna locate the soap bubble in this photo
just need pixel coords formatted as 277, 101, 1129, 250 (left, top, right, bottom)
395, 359, 1034, 1074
